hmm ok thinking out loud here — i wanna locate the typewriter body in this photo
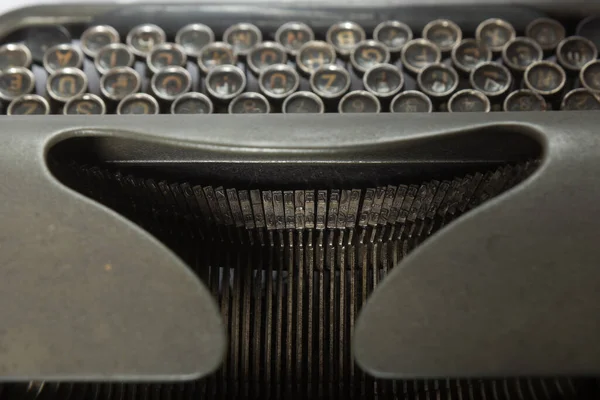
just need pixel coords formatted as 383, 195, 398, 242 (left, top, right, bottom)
2, 1, 600, 399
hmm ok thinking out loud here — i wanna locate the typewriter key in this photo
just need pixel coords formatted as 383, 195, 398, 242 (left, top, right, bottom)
326, 21, 366, 58
117, 93, 160, 115
248, 42, 288, 75
150, 66, 192, 102
363, 64, 404, 101
373, 21, 413, 55
126, 24, 166, 58
206, 65, 246, 102
310, 64, 351, 101
476, 18, 516, 53
223, 23, 262, 56
524, 61, 566, 98
556, 36, 598, 73
390, 90, 433, 113
43, 44, 84, 74
451, 39, 491, 75
338, 90, 381, 113
417, 63, 459, 101
100, 66, 142, 102
171, 92, 214, 114
296, 41, 337, 76
229, 92, 271, 114
197, 42, 237, 76
448, 89, 491, 112
147, 43, 187, 74
470, 62, 512, 100
0, 44, 32, 70
0, 67, 35, 103
46, 68, 88, 103
577, 16, 600, 51
401, 39, 442, 75
503, 89, 547, 111
350, 40, 391, 75
282, 91, 325, 113
258, 64, 299, 101
175, 24, 215, 57
275, 22, 314, 56
580, 60, 600, 93
24, 25, 71, 63
526, 18, 565, 53
80, 25, 120, 58
94, 43, 135, 75
561, 88, 600, 110
7, 94, 50, 115
63, 93, 106, 115
422, 19, 462, 53
502, 37, 543, 74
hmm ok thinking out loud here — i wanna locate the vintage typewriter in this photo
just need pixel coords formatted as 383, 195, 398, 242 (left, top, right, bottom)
2, 0, 600, 399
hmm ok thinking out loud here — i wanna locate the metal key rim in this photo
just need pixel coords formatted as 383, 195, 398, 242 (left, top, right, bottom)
390, 90, 433, 113
501, 37, 544, 73
146, 43, 188, 74
274, 22, 315, 56
175, 23, 215, 57
338, 90, 381, 113
150, 65, 193, 101
401, 38, 442, 75
422, 19, 462, 53
502, 89, 547, 112
248, 41, 289, 76
99, 66, 142, 101
7, 94, 50, 115
205, 64, 247, 101
448, 89, 491, 112
373, 20, 413, 53
0, 43, 32, 70
80, 25, 121, 58
258, 63, 300, 100
281, 91, 325, 114
350, 40, 391, 75
42, 43, 84, 74
171, 92, 214, 114
0, 66, 35, 102
94, 43, 136, 75
45, 67, 88, 102
117, 93, 160, 115
228, 92, 271, 114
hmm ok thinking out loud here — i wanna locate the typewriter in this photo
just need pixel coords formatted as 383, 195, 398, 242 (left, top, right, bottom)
2, 0, 600, 398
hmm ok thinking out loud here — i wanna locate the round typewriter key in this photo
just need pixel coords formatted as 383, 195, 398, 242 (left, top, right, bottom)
577, 16, 600, 51
401, 39, 442, 75
503, 89, 547, 111
0, 67, 35, 102
43, 44, 84, 74
296, 41, 337, 76
258, 63, 299, 101
310, 64, 351, 101
390, 90, 433, 113
223, 23, 262, 56
228, 92, 271, 114
0, 44, 32, 70
126, 24, 166, 58
422, 19, 462, 53
175, 23, 215, 57
338, 90, 381, 113
282, 91, 325, 113
171, 92, 214, 114
117, 93, 160, 115
206, 65, 246, 102
24, 25, 71, 63
470, 62, 512, 100
373, 21, 413, 54
476, 18, 516, 53
100, 66, 142, 102
94, 43, 135, 75
451, 39, 491, 75
197, 42, 237, 76
363, 64, 404, 100
350, 40, 391, 75
524, 61, 566, 97
63, 93, 106, 115
580, 60, 600, 93
248, 42, 288, 75
561, 88, 600, 110
150, 66, 192, 102
417, 63, 459, 101
80, 25, 120, 58
326, 21, 366, 57
502, 37, 543, 74
556, 36, 598, 73
46, 68, 88, 103
147, 43, 187, 74
7, 94, 49, 115
275, 22, 314, 56
448, 89, 491, 112
526, 18, 565, 53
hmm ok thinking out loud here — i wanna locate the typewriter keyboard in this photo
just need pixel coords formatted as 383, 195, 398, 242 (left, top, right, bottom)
1, 16, 600, 115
